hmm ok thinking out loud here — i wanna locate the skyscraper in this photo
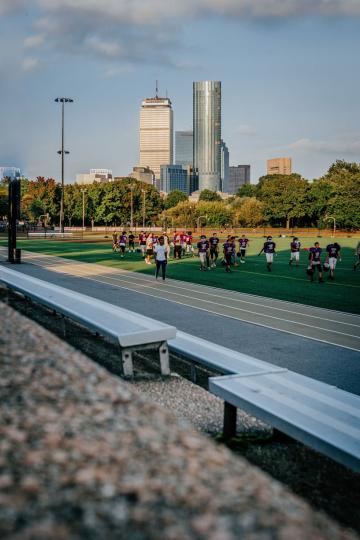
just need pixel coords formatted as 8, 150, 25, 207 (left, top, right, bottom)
193, 81, 221, 192
228, 165, 251, 194
139, 94, 173, 181
175, 131, 193, 168
267, 157, 292, 175
220, 140, 229, 192
160, 165, 189, 194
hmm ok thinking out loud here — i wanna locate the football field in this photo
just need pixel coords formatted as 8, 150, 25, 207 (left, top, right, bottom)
2, 235, 359, 314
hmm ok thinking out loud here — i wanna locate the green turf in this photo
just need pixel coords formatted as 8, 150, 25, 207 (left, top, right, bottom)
2, 236, 360, 314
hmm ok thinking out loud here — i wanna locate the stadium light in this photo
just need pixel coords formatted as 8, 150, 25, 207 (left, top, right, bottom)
55, 97, 74, 233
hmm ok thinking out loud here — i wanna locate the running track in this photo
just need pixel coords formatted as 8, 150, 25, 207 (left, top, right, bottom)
1, 248, 359, 351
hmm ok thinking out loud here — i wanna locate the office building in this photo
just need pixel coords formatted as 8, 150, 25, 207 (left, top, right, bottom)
193, 81, 221, 191
129, 166, 155, 185
0, 167, 21, 180
175, 131, 193, 168
220, 140, 229, 192
140, 95, 173, 181
267, 157, 292, 176
228, 165, 251, 194
160, 165, 188, 195
76, 169, 113, 185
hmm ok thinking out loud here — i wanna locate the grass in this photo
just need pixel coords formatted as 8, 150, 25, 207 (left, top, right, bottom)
1, 236, 360, 314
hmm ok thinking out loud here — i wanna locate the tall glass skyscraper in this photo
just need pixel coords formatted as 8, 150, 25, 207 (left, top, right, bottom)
175, 131, 193, 168
193, 81, 221, 192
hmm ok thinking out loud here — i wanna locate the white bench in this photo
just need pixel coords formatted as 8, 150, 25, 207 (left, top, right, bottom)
169, 332, 360, 472
0, 266, 176, 377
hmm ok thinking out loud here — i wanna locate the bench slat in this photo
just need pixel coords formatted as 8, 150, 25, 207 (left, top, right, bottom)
169, 331, 279, 375
0, 267, 176, 347
210, 373, 360, 472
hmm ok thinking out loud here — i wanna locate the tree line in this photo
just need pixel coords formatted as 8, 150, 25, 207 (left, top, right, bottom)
0, 160, 359, 229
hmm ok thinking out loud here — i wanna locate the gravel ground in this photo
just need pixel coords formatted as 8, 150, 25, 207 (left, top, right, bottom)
1, 301, 359, 540
1, 286, 360, 536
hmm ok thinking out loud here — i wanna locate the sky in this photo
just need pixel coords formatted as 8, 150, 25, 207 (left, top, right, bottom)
0, 0, 360, 184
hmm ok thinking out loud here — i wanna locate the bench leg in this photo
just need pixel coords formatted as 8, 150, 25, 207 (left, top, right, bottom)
121, 349, 134, 377
223, 402, 237, 440
159, 342, 170, 376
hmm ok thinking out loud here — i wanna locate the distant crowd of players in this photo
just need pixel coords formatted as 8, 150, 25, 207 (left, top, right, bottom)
111, 230, 360, 282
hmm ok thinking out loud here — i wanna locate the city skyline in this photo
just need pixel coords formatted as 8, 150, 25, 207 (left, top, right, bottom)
1, 2, 360, 183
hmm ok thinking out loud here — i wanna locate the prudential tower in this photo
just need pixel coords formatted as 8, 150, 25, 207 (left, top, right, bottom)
193, 81, 221, 191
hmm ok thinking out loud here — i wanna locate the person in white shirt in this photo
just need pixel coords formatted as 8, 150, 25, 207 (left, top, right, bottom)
154, 236, 169, 280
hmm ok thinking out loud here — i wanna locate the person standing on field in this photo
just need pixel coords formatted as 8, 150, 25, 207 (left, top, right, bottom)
118, 231, 127, 258
258, 236, 276, 272
145, 233, 154, 265
238, 235, 249, 264
209, 232, 220, 267
154, 236, 169, 280
139, 231, 146, 258
289, 237, 301, 267
325, 241, 341, 280
223, 237, 235, 273
309, 241, 324, 283
128, 231, 135, 253
197, 235, 209, 271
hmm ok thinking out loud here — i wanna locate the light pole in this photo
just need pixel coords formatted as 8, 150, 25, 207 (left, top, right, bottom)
55, 97, 73, 233
130, 184, 134, 229
326, 216, 336, 238
141, 189, 146, 228
80, 188, 87, 232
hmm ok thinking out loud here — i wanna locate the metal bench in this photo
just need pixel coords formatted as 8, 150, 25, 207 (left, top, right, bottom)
169, 331, 277, 375
0, 266, 176, 377
169, 332, 360, 472
209, 371, 360, 472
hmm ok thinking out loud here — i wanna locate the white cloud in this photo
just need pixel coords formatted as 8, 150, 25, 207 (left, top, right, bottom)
22, 56, 40, 71
85, 36, 122, 57
284, 137, 360, 155
4, 1, 360, 67
24, 34, 45, 48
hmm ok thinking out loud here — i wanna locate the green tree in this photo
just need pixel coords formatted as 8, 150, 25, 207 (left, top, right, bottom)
86, 179, 163, 226
164, 190, 188, 209
197, 201, 234, 226
236, 184, 258, 198
198, 189, 221, 202
307, 179, 333, 225
233, 197, 265, 227
21, 177, 61, 223
160, 201, 198, 228
258, 174, 309, 228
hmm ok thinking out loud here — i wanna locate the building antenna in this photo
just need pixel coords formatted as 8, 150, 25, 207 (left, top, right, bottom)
165, 89, 168, 98
155, 80, 159, 98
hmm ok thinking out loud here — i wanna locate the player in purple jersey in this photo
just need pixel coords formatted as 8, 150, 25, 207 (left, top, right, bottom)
309, 242, 324, 282
209, 233, 220, 267
258, 236, 276, 271
223, 238, 235, 273
325, 242, 341, 280
238, 235, 249, 264
289, 237, 301, 267
197, 235, 210, 271
118, 231, 127, 258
